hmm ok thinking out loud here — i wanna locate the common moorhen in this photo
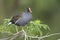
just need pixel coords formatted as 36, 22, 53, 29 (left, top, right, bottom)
8, 7, 32, 33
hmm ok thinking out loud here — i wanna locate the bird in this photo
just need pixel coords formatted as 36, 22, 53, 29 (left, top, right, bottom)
8, 7, 32, 33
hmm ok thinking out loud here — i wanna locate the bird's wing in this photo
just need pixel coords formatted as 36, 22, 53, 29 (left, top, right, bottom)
10, 13, 22, 23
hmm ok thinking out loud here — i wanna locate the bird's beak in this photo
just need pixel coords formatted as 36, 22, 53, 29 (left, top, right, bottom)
29, 8, 32, 13
8, 22, 12, 25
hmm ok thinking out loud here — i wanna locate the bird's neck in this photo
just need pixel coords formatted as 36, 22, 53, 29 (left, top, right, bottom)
24, 9, 30, 13
24, 11, 30, 13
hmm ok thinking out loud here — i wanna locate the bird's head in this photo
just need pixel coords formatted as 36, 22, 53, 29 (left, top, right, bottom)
26, 7, 32, 13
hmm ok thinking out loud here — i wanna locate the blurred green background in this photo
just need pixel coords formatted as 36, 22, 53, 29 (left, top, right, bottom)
0, 0, 60, 40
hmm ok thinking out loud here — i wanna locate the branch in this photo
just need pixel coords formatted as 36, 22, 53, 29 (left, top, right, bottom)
28, 33, 60, 39
9, 30, 26, 40
0, 38, 9, 40
40, 33, 60, 39
0, 30, 60, 40
0, 30, 26, 40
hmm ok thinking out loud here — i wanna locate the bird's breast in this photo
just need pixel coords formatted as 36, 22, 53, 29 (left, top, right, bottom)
15, 13, 32, 26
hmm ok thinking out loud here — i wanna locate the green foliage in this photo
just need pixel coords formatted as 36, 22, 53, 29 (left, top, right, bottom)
0, 19, 50, 36
24, 20, 50, 36
0, 19, 16, 34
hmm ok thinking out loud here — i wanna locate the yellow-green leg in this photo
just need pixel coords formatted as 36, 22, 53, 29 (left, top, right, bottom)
22, 27, 25, 32
15, 26, 18, 33
22, 27, 23, 30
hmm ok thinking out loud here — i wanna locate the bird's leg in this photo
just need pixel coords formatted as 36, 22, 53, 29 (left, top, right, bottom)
22, 27, 24, 31
22, 27, 23, 30
15, 26, 18, 33
22, 27, 25, 32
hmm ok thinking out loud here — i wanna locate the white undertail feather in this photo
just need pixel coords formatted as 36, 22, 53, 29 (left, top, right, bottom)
8, 22, 12, 25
